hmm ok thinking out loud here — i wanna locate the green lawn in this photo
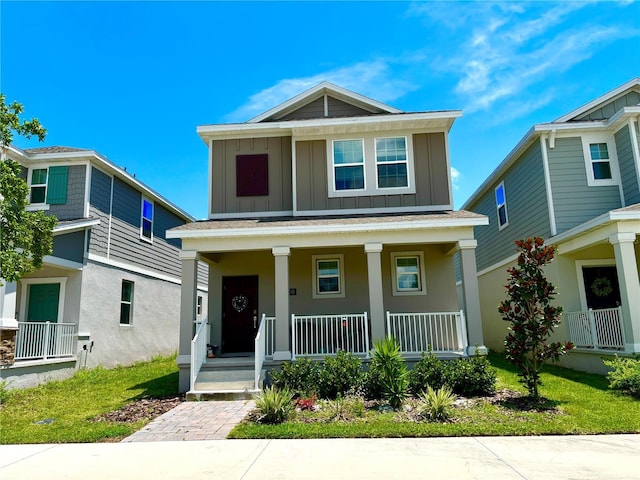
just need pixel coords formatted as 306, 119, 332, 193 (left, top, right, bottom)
229, 353, 640, 439
0, 355, 179, 444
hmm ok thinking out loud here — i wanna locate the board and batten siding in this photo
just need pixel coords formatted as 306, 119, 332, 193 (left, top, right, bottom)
295, 132, 450, 212
471, 142, 550, 273
210, 136, 293, 215
548, 137, 622, 234
575, 91, 640, 121
616, 124, 640, 206
48, 165, 86, 221
276, 96, 377, 121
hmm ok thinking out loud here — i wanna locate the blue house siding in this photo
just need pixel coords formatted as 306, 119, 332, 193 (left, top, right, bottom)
471, 141, 550, 272
548, 137, 622, 234
88, 167, 112, 257
52, 231, 85, 264
616, 124, 640, 206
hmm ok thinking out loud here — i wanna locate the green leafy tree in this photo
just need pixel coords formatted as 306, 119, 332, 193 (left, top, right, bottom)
499, 237, 573, 399
0, 94, 56, 284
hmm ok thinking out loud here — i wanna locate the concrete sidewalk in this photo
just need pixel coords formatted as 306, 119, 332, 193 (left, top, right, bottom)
1, 435, 638, 480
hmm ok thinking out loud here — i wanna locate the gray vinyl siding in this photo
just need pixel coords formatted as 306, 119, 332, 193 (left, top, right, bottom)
197, 262, 208, 286
616, 124, 640, 206
277, 97, 325, 121
48, 165, 86, 221
210, 136, 293, 215
575, 91, 640, 121
88, 167, 112, 257
295, 133, 450, 212
52, 231, 85, 264
275, 96, 378, 121
326, 96, 376, 117
548, 137, 622, 233
471, 142, 550, 272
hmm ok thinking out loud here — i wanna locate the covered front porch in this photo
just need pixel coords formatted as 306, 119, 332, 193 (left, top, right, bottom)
168, 212, 488, 394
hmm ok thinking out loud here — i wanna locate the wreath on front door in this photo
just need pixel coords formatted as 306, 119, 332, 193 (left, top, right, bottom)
591, 276, 613, 297
232, 295, 249, 312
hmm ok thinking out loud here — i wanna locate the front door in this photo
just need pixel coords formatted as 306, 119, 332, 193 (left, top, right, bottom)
582, 266, 621, 310
222, 276, 259, 354
27, 283, 61, 322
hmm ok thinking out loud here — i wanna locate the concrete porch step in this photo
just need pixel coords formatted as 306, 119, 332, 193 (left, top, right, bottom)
187, 368, 264, 401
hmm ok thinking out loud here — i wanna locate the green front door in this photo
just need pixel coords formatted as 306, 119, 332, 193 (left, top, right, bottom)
27, 283, 60, 323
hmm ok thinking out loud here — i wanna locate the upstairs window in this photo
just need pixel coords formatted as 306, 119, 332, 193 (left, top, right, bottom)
589, 143, 612, 180
375, 137, 408, 188
333, 140, 365, 191
120, 280, 134, 325
141, 197, 154, 241
30, 168, 48, 204
581, 134, 618, 187
313, 254, 345, 298
27, 166, 69, 207
495, 182, 508, 229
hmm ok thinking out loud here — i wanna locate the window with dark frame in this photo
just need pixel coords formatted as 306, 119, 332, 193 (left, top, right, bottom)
236, 154, 269, 196
120, 280, 134, 325
197, 295, 203, 316
141, 198, 153, 241
495, 182, 508, 229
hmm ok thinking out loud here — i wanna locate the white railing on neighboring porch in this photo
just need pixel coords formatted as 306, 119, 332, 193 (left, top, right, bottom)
566, 308, 625, 350
386, 311, 468, 355
190, 316, 209, 392
255, 314, 276, 390
15, 322, 77, 361
291, 313, 370, 359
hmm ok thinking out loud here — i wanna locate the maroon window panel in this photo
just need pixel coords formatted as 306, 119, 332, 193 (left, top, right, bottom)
236, 154, 269, 196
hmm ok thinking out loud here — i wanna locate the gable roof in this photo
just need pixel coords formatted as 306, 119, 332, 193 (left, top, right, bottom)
554, 77, 640, 123
248, 81, 403, 123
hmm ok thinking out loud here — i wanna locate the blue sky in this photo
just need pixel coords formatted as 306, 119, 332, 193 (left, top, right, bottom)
2, 1, 638, 219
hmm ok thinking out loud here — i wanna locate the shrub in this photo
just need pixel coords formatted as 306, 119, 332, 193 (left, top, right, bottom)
327, 394, 365, 420
254, 387, 294, 424
408, 352, 451, 395
418, 385, 456, 422
294, 395, 317, 411
448, 354, 497, 397
270, 357, 320, 396
604, 355, 640, 398
318, 350, 364, 399
369, 337, 409, 409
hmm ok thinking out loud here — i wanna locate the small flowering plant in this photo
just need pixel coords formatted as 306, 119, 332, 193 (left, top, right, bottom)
499, 237, 573, 399
294, 395, 317, 411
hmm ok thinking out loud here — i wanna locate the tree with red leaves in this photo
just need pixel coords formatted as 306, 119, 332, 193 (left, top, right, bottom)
499, 237, 573, 399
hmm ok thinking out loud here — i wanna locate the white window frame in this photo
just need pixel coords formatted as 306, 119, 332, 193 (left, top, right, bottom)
581, 133, 619, 187
326, 132, 415, 198
26, 167, 51, 211
120, 279, 134, 326
495, 181, 509, 230
140, 197, 154, 243
375, 136, 410, 190
196, 295, 203, 318
331, 139, 366, 194
390, 251, 427, 296
312, 254, 345, 298
18, 277, 67, 323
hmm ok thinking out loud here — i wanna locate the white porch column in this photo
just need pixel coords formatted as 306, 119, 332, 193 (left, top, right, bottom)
272, 246, 291, 361
365, 243, 385, 342
178, 251, 199, 393
609, 233, 640, 353
0, 281, 18, 328
457, 240, 487, 355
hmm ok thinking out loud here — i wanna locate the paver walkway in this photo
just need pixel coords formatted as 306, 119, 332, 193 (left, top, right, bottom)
122, 400, 255, 442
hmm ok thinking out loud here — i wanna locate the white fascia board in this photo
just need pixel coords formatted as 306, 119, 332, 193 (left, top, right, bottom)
54, 218, 100, 234
167, 216, 488, 239
197, 111, 462, 142
535, 107, 640, 134
554, 78, 640, 123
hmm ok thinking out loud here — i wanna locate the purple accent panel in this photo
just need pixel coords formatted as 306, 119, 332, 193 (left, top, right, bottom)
236, 154, 269, 196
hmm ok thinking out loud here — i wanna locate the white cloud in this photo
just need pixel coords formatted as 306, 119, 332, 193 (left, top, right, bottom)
450, 166, 461, 191
226, 61, 418, 122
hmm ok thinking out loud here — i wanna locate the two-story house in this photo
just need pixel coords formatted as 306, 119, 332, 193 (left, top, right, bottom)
462, 78, 640, 374
0, 145, 208, 389
168, 82, 488, 395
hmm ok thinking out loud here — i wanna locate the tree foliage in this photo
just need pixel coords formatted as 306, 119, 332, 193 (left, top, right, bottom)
499, 237, 573, 399
0, 94, 55, 284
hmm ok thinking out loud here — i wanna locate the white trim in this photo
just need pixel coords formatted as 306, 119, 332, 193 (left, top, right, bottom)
374, 136, 412, 192
608, 232, 637, 244
444, 128, 454, 207
575, 259, 616, 311
27, 166, 49, 208
25, 204, 50, 211
83, 163, 92, 218
554, 78, 640, 123
209, 210, 294, 220
627, 117, 640, 200
329, 138, 366, 196
293, 204, 456, 217
323, 94, 329, 117
105, 168, 114, 258
179, 250, 200, 260
54, 218, 100, 234
312, 254, 345, 299
495, 182, 509, 230
19, 277, 67, 323
476, 253, 519, 278
86, 252, 181, 285
540, 136, 557, 236
291, 137, 298, 213
43, 255, 83, 270
208, 138, 213, 219
168, 214, 488, 239
272, 246, 291, 256
580, 133, 620, 187
140, 196, 154, 243
390, 251, 427, 296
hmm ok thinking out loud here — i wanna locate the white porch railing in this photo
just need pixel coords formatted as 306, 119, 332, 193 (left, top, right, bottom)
566, 308, 625, 350
291, 313, 370, 360
255, 314, 276, 390
15, 322, 77, 361
190, 316, 209, 392
386, 311, 468, 355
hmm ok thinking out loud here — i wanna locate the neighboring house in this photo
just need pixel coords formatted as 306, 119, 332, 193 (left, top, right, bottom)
167, 82, 488, 394
0, 146, 208, 389
462, 78, 640, 374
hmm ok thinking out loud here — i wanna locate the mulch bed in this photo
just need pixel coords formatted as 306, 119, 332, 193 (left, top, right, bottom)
91, 396, 183, 424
